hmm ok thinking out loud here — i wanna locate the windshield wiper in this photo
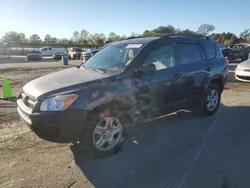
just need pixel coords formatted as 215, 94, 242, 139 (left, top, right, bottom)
87, 67, 106, 73
82, 65, 106, 73
92, 68, 105, 73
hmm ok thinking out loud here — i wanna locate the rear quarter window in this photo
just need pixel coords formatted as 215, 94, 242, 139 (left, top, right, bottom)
203, 40, 216, 59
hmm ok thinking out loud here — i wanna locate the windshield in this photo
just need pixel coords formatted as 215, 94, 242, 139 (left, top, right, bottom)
83, 43, 144, 72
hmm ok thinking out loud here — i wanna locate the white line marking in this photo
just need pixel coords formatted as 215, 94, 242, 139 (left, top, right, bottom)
176, 108, 221, 188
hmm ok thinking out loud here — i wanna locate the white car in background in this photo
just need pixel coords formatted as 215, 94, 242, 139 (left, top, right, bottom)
235, 59, 250, 82
39, 46, 67, 56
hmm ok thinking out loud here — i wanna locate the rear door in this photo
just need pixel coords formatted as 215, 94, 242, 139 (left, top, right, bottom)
175, 42, 210, 100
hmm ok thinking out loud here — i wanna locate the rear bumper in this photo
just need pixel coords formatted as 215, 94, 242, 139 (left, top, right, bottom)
17, 99, 88, 143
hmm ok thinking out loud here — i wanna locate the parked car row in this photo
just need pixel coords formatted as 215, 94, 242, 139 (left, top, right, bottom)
221, 44, 249, 63
49, 48, 100, 61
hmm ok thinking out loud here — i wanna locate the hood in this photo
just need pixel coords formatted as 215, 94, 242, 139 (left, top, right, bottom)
238, 60, 250, 68
23, 67, 113, 100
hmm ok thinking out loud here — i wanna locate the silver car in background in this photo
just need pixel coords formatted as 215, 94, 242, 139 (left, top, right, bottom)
235, 59, 250, 82
81, 49, 99, 63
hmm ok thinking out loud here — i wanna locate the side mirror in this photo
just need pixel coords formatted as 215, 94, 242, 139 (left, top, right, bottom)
134, 64, 156, 77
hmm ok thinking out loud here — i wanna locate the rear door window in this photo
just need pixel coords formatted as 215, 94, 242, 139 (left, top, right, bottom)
176, 43, 205, 65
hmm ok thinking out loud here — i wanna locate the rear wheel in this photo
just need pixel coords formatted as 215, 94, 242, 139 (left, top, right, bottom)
193, 83, 221, 116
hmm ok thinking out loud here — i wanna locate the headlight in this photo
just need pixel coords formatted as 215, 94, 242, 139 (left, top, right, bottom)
236, 66, 243, 71
40, 94, 79, 112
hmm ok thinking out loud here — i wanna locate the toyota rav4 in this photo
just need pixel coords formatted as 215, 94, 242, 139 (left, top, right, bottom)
17, 34, 229, 157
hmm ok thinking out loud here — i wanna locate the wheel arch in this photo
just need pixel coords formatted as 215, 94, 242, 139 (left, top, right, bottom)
85, 95, 136, 127
209, 76, 224, 93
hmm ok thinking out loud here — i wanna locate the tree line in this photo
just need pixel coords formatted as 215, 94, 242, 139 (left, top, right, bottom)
1, 24, 250, 47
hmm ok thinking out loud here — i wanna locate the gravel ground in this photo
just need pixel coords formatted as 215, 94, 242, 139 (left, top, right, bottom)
0, 67, 67, 96
1, 68, 250, 188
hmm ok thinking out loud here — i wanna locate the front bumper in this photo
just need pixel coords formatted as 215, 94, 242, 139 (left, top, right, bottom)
235, 69, 250, 82
17, 99, 88, 143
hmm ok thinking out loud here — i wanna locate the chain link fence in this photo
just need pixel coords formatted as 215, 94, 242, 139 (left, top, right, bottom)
0, 43, 11, 59
0, 43, 99, 56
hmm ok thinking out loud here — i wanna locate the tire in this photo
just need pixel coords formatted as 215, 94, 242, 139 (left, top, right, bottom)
80, 106, 126, 158
194, 83, 221, 116
245, 55, 248, 61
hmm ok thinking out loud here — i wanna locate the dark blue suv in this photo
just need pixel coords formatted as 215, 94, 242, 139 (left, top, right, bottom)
17, 34, 229, 157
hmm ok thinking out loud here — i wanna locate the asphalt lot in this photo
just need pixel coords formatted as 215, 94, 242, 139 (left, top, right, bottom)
1, 88, 250, 188
0, 57, 250, 188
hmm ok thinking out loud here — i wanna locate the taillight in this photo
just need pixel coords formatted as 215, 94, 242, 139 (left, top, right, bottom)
222, 57, 229, 65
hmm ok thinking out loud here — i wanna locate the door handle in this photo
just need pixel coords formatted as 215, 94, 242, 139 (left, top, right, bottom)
206, 67, 212, 72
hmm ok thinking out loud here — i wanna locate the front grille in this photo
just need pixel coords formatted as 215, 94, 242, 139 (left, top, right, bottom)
21, 92, 36, 109
236, 75, 250, 80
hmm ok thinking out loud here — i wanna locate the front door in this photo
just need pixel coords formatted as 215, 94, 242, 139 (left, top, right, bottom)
133, 43, 181, 120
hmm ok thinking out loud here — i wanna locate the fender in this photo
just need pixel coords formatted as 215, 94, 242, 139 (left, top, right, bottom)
84, 92, 135, 111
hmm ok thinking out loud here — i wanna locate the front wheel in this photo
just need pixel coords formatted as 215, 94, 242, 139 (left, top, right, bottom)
80, 108, 125, 157
194, 83, 221, 116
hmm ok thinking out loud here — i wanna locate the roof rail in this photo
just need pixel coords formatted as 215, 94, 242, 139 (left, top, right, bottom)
125, 34, 210, 40
160, 34, 209, 39
126, 36, 144, 40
